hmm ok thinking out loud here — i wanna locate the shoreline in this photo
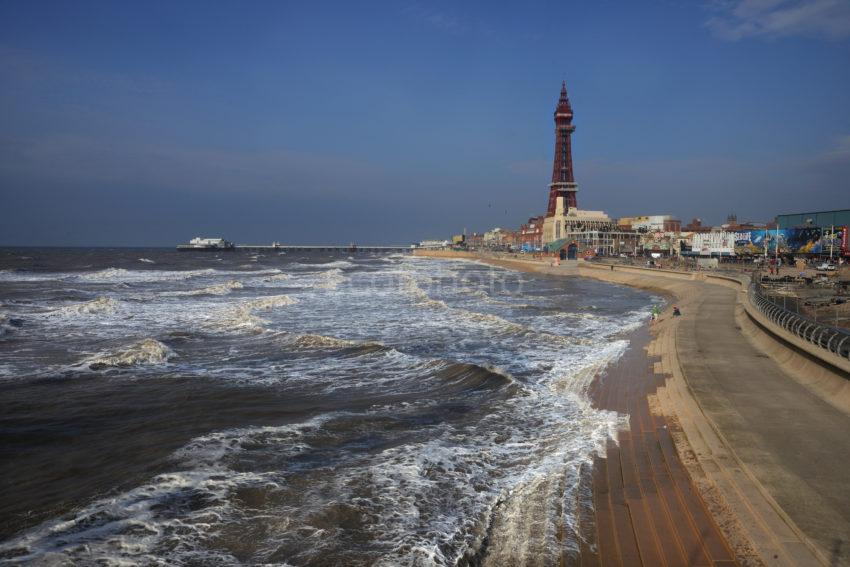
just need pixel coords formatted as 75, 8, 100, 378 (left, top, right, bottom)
415, 249, 838, 566
420, 251, 741, 564
487, 257, 744, 565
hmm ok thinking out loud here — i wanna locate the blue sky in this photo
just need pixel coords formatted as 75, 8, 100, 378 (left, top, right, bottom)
1, 0, 849, 245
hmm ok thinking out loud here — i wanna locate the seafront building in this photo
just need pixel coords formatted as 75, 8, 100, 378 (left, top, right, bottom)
682, 218, 712, 233
617, 215, 681, 233
777, 208, 850, 230
518, 216, 544, 251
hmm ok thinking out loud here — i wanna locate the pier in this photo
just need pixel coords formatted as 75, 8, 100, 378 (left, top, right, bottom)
177, 240, 415, 252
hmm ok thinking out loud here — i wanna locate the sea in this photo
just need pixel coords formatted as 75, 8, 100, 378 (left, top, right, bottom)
0, 248, 657, 566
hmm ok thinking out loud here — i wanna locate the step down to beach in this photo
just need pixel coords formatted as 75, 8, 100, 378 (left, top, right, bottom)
588, 328, 738, 566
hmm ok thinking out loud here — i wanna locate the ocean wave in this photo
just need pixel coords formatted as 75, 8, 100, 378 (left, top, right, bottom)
429, 360, 516, 392
210, 294, 298, 332
401, 274, 585, 347
0, 267, 211, 283
0, 417, 331, 564
290, 260, 354, 270
0, 270, 63, 282
289, 333, 357, 349
138, 258, 156, 264
245, 294, 296, 311
164, 280, 244, 297
313, 268, 346, 290
0, 468, 266, 565
47, 296, 120, 316
548, 339, 629, 396
401, 274, 448, 309
283, 332, 390, 356
450, 306, 526, 334
260, 272, 291, 282
547, 308, 649, 339
175, 415, 332, 468
78, 267, 218, 283
79, 338, 175, 370
458, 287, 491, 300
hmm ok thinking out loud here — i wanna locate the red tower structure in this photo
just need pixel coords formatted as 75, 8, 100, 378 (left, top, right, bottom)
546, 81, 578, 217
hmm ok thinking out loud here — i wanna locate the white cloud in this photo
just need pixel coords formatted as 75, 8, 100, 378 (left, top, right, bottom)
706, 0, 850, 41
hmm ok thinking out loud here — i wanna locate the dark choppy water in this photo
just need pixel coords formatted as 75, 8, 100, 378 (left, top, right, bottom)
0, 248, 656, 565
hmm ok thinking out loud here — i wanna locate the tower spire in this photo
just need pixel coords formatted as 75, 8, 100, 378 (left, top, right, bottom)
558, 81, 571, 112
546, 81, 578, 217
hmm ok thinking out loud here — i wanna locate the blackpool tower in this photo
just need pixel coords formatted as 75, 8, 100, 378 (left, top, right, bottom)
546, 81, 578, 216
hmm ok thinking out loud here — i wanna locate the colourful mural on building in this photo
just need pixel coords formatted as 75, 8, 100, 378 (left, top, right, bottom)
733, 227, 848, 256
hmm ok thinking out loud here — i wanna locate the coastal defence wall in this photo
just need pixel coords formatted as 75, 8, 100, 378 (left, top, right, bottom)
576, 262, 850, 410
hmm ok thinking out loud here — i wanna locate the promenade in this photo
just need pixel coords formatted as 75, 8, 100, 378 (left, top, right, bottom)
581, 264, 849, 566
675, 279, 850, 564
415, 250, 850, 566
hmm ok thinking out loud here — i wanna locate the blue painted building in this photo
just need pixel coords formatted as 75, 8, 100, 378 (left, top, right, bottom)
776, 209, 850, 230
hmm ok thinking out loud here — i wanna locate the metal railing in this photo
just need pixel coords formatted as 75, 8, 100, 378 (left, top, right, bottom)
749, 280, 850, 362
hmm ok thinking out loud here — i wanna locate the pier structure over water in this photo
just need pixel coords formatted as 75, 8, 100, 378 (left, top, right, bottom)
177, 237, 414, 252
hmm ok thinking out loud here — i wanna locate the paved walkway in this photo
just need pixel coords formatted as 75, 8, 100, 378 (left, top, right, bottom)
678, 282, 850, 565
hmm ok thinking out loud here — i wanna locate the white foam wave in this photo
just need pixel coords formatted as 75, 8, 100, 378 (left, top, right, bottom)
276, 332, 389, 354
401, 274, 448, 309
290, 260, 354, 269
451, 307, 526, 333
48, 296, 120, 316
290, 333, 357, 349
164, 280, 243, 297
78, 267, 218, 283
261, 273, 291, 282
313, 268, 346, 290
0, 266, 298, 287
138, 258, 156, 264
547, 308, 649, 339
209, 294, 298, 333
79, 338, 175, 369
245, 294, 296, 311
